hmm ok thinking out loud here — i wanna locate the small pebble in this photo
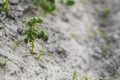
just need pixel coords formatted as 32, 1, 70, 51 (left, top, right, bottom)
16, 6, 24, 11
9, 0, 20, 5
17, 27, 23, 35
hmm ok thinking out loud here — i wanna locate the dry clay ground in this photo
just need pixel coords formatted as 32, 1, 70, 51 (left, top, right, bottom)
0, 0, 120, 80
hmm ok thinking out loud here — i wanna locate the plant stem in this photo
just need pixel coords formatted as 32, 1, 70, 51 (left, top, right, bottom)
33, 23, 36, 28
5, 0, 9, 15
31, 40, 34, 53
31, 23, 36, 53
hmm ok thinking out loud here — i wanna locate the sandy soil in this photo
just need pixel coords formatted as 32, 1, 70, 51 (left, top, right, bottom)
0, 0, 120, 80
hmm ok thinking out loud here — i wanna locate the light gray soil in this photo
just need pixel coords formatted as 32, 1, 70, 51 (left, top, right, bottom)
0, 0, 120, 80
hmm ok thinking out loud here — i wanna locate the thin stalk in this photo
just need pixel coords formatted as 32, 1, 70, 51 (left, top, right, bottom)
5, 0, 9, 15
33, 23, 36, 28
31, 40, 34, 53
31, 23, 36, 53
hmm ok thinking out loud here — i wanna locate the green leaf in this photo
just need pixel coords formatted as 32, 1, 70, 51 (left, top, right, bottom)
24, 38, 29, 43
42, 35, 49, 42
72, 70, 76, 80
36, 17, 43, 24
32, 30, 39, 39
33, 0, 43, 6
101, 7, 110, 17
24, 28, 39, 42
49, 0, 55, 3
38, 30, 45, 39
0, 2, 5, 13
33, 0, 56, 13
66, 0, 75, 6
38, 30, 49, 41
24, 16, 43, 26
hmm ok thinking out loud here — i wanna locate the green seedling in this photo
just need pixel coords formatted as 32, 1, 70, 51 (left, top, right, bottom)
94, 28, 109, 40
33, 0, 56, 13
35, 45, 51, 60
72, 70, 76, 80
83, 74, 100, 80
101, 7, 110, 17
101, 44, 111, 58
113, 67, 119, 80
71, 71, 100, 80
12, 40, 21, 51
23, 16, 48, 53
87, 25, 109, 40
99, 29, 109, 40
0, 58, 8, 74
83, 74, 89, 80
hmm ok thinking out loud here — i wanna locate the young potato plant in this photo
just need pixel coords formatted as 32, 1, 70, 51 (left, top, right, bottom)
23, 16, 48, 54
72, 70, 76, 80
101, 7, 110, 17
33, 0, 56, 13
35, 45, 51, 60
100, 44, 111, 58
12, 40, 21, 51
0, 0, 9, 15
83, 74, 100, 80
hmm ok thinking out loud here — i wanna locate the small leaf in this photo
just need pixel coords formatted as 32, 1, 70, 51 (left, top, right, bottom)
24, 28, 39, 42
101, 7, 110, 17
33, 0, 56, 13
42, 35, 49, 42
0, 2, 5, 13
38, 30, 45, 39
36, 17, 43, 24
66, 0, 75, 6
24, 38, 29, 43
33, 0, 43, 6
24, 16, 43, 26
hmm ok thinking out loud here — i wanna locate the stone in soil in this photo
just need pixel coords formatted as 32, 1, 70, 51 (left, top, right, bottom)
9, 0, 20, 5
